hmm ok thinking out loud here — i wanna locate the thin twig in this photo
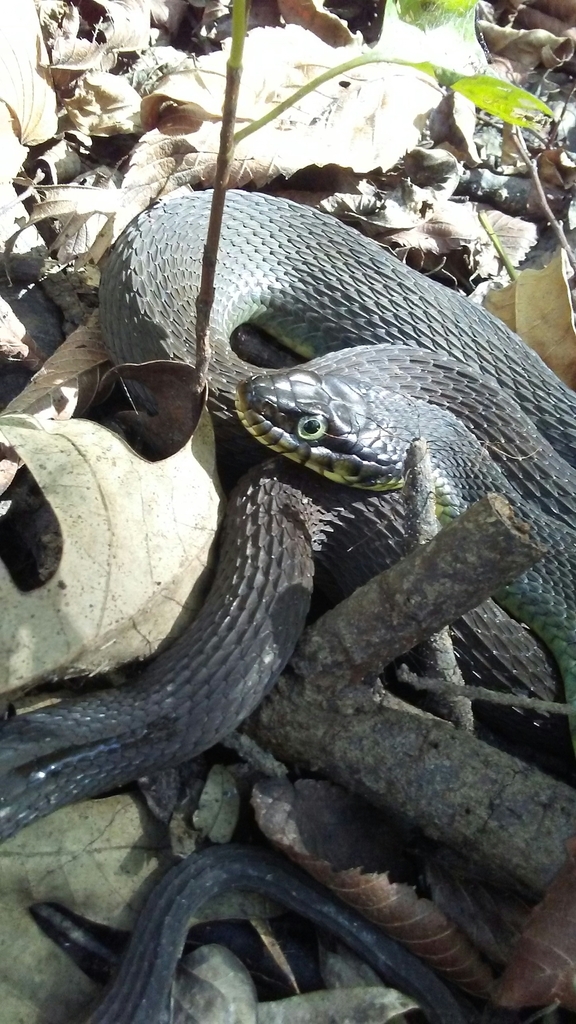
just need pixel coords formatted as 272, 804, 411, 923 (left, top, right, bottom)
511, 126, 576, 277
400, 671, 570, 715
194, 0, 249, 398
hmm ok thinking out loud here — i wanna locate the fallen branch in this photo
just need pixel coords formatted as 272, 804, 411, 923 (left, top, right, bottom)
246, 493, 575, 897
292, 492, 545, 687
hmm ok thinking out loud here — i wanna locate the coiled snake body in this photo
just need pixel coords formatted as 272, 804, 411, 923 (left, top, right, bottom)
0, 186, 573, 829
1, 188, 575, 1024
0, 189, 574, 841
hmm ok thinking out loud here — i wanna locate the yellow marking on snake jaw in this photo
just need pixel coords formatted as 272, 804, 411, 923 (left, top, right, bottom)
283, 451, 404, 492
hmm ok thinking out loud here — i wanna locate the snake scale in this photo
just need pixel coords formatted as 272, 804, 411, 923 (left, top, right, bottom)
1, 189, 576, 1022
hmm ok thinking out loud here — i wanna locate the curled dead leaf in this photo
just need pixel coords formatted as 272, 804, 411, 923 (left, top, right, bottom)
65, 71, 142, 136
479, 21, 575, 69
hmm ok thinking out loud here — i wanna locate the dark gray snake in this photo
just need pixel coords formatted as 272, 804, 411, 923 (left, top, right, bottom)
2, 189, 576, 1022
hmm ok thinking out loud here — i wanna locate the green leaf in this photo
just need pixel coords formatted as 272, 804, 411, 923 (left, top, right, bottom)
396, 0, 476, 29
452, 75, 553, 127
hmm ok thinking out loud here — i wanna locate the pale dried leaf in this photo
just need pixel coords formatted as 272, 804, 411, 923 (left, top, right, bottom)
0, 409, 222, 693
4, 314, 110, 420
51, 0, 150, 70
483, 249, 576, 388
278, 0, 355, 47
0, 793, 172, 1024
257, 986, 418, 1023
65, 71, 142, 136
122, 124, 290, 198
141, 26, 443, 179
93, 0, 151, 52
51, 4, 108, 71
193, 766, 241, 844
0, 0, 57, 146
0, 447, 21, 493
11, 182, 121, 263
150, 0, 188, 35
174, 945, 258, 1023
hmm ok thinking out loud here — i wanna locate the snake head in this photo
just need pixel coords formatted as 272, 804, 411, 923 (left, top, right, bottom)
236, 367, 416, 491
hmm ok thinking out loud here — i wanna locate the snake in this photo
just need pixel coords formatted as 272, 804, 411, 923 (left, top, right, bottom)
235, 358, 576, 716
1, 189, 576, 1019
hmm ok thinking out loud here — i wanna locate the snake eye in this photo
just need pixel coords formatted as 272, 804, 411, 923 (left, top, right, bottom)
297, 413, 329, 441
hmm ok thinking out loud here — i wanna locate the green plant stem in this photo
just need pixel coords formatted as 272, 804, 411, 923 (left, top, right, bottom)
234, 53, 389, 145
478, 209, 517, 282
194, 0, 249, 397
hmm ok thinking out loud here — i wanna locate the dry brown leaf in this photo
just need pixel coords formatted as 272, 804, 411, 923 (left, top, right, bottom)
278, 0, 355, 47
141, 26, 443, 181
51, 0, 151, 70
537, 148, 576, 189
4, 313, 110, 421
479, 20, 575, 68
385, 200, 482, 256
497, 835, 576, 1009
483, 249, 576, 388
252, 778, 495, 998
425, 859, 531, 967
106, 361, 206, 460
531, 0, 576, 18
0, 0, 57, 148
515, 3, 576, 41
65, 71, 142, 136
430, 91, 480, 166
